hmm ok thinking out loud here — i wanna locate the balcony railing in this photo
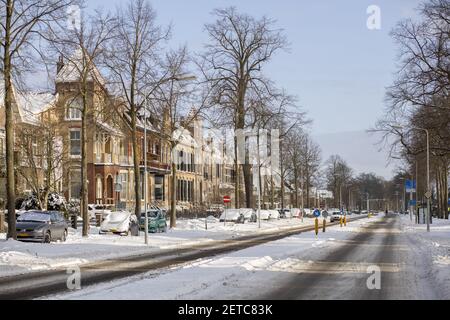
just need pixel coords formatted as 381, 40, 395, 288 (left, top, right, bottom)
95, 153, 112, 164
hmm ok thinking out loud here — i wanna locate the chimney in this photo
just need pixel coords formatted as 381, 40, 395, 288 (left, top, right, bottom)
56, 55, 64, 74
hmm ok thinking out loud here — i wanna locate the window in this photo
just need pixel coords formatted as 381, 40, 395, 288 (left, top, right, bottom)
154, 175, 164, 201
70, 130, 81, 156
120, 173, 128, 201
65, 97, 82, 120
70, 169, 82, 200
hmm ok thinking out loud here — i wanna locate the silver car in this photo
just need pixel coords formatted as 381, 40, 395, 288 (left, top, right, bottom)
16, 211, 68, 243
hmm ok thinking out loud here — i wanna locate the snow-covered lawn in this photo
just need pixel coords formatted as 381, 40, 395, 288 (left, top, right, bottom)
0, 217, 325, 278
400, 215, 450, 297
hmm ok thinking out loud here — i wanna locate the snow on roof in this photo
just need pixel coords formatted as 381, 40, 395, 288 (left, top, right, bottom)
56, 49, 105, 86
16, 92, 57, 125
173, 128, 199, 148
0, 79, 56, 126
96, 120, 124, 137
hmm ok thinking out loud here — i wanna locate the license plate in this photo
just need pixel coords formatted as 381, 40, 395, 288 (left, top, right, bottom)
110, 229, 117, 233
18, 233, 28, 237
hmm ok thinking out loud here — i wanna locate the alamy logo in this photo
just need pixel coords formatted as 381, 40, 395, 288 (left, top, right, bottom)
66, 266, 81, 290
67, 5, 81, 31
366, 265, 381, 290
367, 5, 381, 30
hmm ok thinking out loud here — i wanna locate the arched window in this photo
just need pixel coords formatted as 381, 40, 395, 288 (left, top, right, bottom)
65, 97, 82, 120
96, 176, 103, 201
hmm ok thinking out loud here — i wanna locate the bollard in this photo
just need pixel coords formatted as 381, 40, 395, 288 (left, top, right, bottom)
340, 217, 343, 227
344, 216, 347, 226
323, 219, 326, 233
71, 215, 77, 229
96, 213, 102, 227
315, 218, 319, 236
0, 212, 4, 233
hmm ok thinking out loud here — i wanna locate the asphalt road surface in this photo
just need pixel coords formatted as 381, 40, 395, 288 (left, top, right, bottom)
261, 214, 440, 300
0, 217, 366, 300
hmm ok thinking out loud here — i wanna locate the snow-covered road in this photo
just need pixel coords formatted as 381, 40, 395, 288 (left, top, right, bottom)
44, 214, 450, 300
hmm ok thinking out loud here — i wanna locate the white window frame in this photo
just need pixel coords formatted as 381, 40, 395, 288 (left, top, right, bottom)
69, 129, 81, 158
65, 97, 82, 121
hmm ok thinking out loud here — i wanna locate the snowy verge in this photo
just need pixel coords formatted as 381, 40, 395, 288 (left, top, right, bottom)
0, 216, 342, 278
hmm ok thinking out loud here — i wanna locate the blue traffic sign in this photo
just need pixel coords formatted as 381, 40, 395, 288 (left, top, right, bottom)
409, 200, 417, 206
405, 180, 417, 193
313, 209, 321, 218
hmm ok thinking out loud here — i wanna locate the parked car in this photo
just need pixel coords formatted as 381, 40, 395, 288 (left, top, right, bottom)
139, 209, 168, 233
88, 204, 114, 224
16, 211, 68, 243
258, 210, 271, 221
278, 209, 292, 219
240, 208, 254, 221
290, 208, 302, 218
268, 210, 280, 220
303, 208, 314, 218
219, 209, 245, 223
99, 211, 139, 236
330, 211, 344, 223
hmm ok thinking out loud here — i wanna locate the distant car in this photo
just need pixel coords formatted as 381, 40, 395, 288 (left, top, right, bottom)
303, 208, 314, 218
88, 204, 114, 224
278, 209, 292, 219
290, 208, 302, 218
139, 209, 167, 233
258, 210, 271, 221
100, 211, 139, 236
219, 209, 245, 223
16, 211, 68, 243
240, 208, 255, 222
268, 210, 280, 220
330, 211, 344, 223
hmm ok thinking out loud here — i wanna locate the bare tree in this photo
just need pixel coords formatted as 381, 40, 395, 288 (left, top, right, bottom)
15, 109, 66, 210
325, 155, 353, 209
104, 0, 170, 219
0, 0, 77, 239
199, 7, 288, 209
42, 7, 117, 236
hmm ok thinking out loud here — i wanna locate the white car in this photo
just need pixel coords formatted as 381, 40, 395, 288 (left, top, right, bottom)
99, 211, 139, 236
219, 209, 244, 223
257, 210, 271, 221
268, 210, 280, 220
88, 204, 113, 224
290, 208, 302, 218
330, 211, 343, 222
240, 208, 255, 221
303, 208, 314, 218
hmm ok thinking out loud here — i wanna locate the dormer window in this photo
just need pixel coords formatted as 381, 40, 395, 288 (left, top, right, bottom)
65, 97, 82, 120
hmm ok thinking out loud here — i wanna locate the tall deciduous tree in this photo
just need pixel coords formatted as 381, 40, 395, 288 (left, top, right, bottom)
105, 0, 170, 219
0, 0, 77, 239
199, 7, 288, 208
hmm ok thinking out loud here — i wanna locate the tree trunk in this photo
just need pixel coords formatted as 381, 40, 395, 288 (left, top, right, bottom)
234, 135, 240, 209
170, 144, 177, 228
4, 0, 16, 240
130, 106, 141, 220
81, 91, 89, 237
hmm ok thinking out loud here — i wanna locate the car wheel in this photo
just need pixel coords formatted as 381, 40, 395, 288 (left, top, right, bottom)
44, 231, 51, 244
61, 230, 68, 242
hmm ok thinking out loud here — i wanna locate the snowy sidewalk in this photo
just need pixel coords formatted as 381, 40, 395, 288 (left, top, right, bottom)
0, 217, 322, 278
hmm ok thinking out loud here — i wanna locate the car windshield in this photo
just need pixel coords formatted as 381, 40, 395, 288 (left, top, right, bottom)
17, 212, 50, 223
142, 211, 159, 219
107, 212, 129, 222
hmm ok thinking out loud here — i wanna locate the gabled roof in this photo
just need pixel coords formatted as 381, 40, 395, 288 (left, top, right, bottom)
0, 80, 57, 126
56, 48, 106, 86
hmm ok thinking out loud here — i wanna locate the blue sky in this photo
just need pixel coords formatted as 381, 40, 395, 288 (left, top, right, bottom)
84, 0, 422, 177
